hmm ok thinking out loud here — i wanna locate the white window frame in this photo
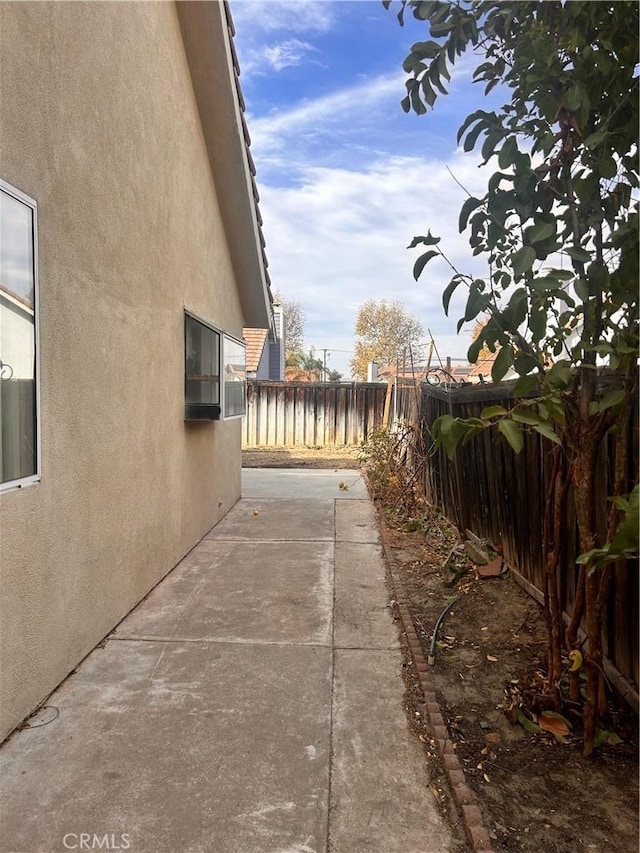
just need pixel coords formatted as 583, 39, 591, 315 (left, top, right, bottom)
221, 332, 247, 420
184, 310, 246, 421
0, 178, 41, 493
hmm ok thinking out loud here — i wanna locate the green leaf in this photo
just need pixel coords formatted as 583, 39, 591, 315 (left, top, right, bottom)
458, 196, 483, 232
413, 250, 439, 280
564, 81, 586, 111
491, 345, 513, 383
529, 304, 547, 343
408, 40, 440, 60
511, 410, 542, 426
575, 547, 609, 565
574, 278, 589, 301
527, 220, 556, 244
466, 288, 490, 325
517, 709, 541, 734
546, 360, 571, 389
609, 485, 639, 555
596, 389, 625, 413
498, 136, 518, 169
481, 405, 507, 419
511, 246, 536, 279
408, 231, 441, 248
513, 374, 539, 397
564, 246, 591, 264
442, 277, 462, 316
467, 336, 483, 364
463, 119, 488, 152
594, 729, 623, 748
533, 422, 562, 445
498, 418, 524, 453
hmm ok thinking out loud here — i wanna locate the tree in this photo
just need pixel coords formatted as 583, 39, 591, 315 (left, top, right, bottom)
351, 299, 424, 380
273, 291, 305, 363
328, 369, 344, 382
298, 348, 324, 380
389, 0, 639, 755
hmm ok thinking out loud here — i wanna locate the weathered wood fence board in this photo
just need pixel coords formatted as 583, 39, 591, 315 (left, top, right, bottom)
420, 381, 639, 691
244, 381, 418, 447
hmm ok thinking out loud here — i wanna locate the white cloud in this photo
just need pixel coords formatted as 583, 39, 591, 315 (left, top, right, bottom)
261, 38, 319, 72
258, 154, 491, 377
247, 73, 412, 177
230, 0, 336, 35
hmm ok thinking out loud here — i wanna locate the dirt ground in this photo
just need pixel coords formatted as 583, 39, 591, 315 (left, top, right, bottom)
242, 445, 361, 469
244, 446, 639, 853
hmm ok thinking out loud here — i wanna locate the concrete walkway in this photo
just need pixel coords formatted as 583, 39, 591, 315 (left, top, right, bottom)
0, 469, 453, 853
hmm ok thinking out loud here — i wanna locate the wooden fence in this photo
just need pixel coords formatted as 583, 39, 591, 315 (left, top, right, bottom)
243, 380, 420, 447
420, 380, 639, 696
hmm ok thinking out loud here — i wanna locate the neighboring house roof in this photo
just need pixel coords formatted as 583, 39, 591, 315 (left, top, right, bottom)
468, 356, 498, 377
243, 328, 268, 372
176, 1, 272, 330
378, 364, 434, 381
0, 283, 34, 314
450, 364, 471, 379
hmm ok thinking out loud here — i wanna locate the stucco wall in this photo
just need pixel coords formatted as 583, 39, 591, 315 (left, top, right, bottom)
0, 1, 247, 739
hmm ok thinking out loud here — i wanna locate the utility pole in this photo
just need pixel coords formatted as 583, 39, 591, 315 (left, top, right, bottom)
322, 348, 330, 381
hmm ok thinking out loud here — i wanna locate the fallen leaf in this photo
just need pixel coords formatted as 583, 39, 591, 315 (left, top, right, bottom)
483, 773, 491, 783
568, 649, 583, 672
481, 626, 489, 631
538, 710, 572, 738
486, 654, 498, 662
594, 728, 623, 747
516, 710, 541, 734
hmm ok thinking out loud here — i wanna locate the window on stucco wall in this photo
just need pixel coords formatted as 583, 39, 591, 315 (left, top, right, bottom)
184, 312, 246, 421
0, 180, 40, 491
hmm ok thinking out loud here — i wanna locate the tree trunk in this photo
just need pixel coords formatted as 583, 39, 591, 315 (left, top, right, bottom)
569, 406, 600, 756
542, 446, 567, 701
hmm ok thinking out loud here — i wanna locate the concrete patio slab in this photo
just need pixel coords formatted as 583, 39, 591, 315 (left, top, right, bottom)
330, 649, 452, 853
334, 541, 397, 651
116, 539, 334, 647
0, 640, 331, 853
335, 499, 379, 544
242, 468, 367, 500
206, 497, 334, 542
0, 468, 454, 853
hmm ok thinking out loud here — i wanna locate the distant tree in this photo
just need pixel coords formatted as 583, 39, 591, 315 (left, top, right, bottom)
287, 347, 324, 382
328, 369, 344, 382
273, 291, 305, 363
351, 299, 423, 380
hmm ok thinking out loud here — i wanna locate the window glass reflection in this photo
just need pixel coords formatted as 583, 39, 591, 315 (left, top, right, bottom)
0, 186, 37, 485
223, 336, 246, 418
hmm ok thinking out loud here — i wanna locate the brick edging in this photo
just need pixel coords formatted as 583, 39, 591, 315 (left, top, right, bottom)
362, 471, 495, 853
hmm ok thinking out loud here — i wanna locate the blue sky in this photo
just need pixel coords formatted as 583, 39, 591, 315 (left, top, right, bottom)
231, 0, 501, 378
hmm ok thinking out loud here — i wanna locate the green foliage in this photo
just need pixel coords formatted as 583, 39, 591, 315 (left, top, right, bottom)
388, 0, 639, 754
394, 0, 638, 382
390, 0, 638, 501
575, 485, 640, 571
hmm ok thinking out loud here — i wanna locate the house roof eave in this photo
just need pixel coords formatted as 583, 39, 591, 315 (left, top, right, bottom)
176, 0, 272, 331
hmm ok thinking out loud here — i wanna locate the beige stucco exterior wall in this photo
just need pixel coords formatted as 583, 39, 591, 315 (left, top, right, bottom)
0, 1, 251, 739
